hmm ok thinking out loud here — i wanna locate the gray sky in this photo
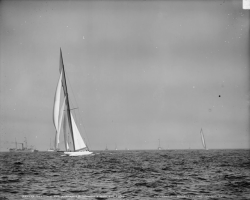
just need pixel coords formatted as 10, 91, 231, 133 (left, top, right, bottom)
0, 0, 249, 151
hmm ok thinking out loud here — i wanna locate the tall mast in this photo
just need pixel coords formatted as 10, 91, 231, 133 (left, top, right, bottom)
60, 48, 75, 151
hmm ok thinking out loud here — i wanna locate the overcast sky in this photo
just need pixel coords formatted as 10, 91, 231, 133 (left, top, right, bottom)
0, 0, 249, 151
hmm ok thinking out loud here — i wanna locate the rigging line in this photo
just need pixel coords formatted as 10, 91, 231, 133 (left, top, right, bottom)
66, 73, 91, 148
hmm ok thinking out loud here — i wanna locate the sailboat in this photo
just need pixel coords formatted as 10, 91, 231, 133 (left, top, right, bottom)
53, 49, 93, 156
200, 128, 208, 150
47, 138, 55, 152
157, 139, 162, 150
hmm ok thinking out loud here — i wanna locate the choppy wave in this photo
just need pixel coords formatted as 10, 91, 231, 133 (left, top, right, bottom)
0, 149, 249, 199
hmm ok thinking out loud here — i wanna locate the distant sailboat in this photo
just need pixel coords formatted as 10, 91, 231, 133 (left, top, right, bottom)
115, 144, 117, 150
105, 145, 108, 151
157, 139, 162, 150
200, 128, 208, 150
47, 138, 55, 152
53, 49, 93, 156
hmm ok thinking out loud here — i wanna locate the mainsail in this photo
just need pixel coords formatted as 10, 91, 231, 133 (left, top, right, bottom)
53, 72, 62, 132
55, 97, 66, 149
200, 128, 207, 150
53, 72, 63, 149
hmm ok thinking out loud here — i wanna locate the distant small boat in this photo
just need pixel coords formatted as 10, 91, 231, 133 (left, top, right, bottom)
105, 145, 108, 151
157, 139, 162, 150
9, 138, 35, 152
200, 128, 208, 150
9, 138, 19, 152
47, 138, 55, 152
52, 49, 93, 156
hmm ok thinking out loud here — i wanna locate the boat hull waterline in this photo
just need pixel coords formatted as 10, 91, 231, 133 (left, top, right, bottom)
64, 151, 93, 156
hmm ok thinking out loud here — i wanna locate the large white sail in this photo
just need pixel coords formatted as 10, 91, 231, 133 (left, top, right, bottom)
55, 96, 66, 149
200, 129, 206, 149
53, 72, 62, 131
70, 113, 87, 151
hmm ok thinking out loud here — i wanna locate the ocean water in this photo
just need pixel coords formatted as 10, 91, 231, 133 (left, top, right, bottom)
0, 149, 249, 200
